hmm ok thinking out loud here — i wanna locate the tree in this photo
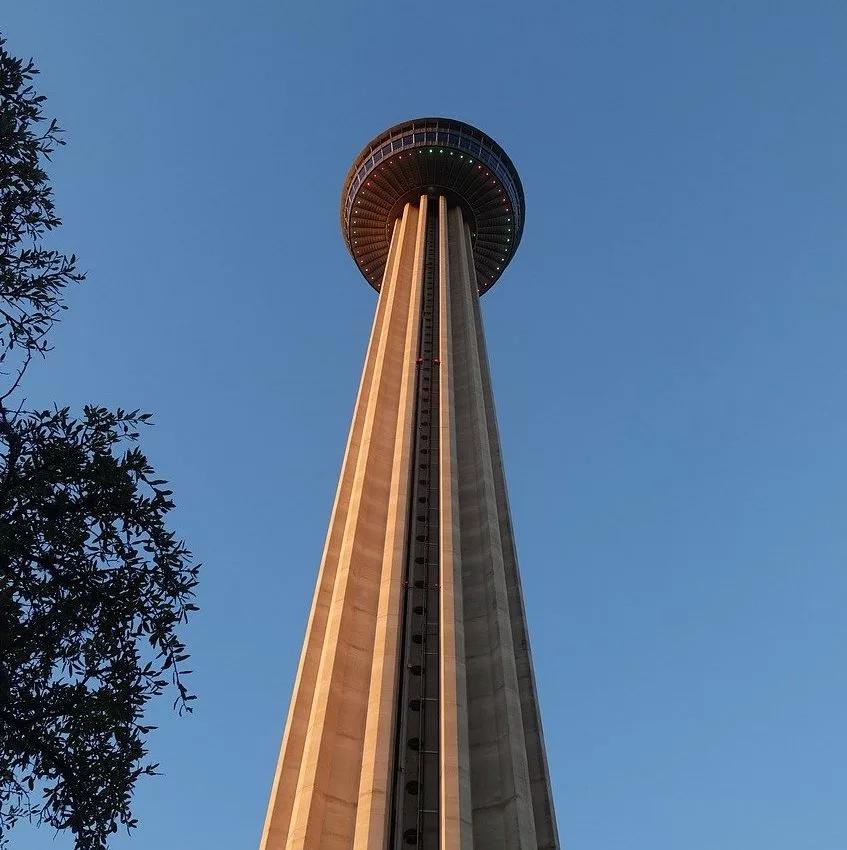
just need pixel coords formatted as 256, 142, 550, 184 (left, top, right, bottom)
0, 34, 199, 850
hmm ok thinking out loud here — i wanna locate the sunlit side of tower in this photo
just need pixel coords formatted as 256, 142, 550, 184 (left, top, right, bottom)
260, 118, 559, 850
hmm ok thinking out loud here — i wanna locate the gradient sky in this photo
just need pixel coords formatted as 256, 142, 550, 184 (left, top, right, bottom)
4, 2, 846, 848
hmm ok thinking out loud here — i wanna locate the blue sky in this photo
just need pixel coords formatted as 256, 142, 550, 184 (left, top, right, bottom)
4, 2, 846, 848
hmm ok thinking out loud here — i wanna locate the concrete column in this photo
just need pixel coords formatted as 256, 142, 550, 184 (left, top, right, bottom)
448, 208, 539, 850
469, 258, 561, 850
353, 196, 429, 850
260, 200, 426, 850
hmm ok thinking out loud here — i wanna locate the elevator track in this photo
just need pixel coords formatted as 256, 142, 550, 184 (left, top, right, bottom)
390, 202, 441, 848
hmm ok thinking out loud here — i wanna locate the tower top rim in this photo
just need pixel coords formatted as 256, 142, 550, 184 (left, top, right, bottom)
340, 117, 525, 295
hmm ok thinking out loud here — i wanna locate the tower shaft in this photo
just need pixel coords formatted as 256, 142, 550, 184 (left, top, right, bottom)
260, 196, 558, 850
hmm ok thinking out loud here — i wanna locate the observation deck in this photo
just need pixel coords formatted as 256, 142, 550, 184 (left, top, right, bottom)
340, 117, 525, 295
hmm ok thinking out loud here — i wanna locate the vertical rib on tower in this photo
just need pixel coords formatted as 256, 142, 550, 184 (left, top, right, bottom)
260, 190, 559, 849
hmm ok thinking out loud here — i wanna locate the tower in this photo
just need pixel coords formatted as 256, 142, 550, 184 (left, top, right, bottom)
260, 118, 558, 850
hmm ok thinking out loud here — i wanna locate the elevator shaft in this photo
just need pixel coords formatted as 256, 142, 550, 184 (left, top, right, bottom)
391, 202, 441, 848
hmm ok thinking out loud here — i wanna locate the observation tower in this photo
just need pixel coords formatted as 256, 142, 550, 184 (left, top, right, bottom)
260, 118, 559, 850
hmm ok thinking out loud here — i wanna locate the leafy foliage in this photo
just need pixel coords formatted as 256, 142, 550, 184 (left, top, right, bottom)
0, 34, 83, 379
0, 407, 198, 847
0, 33, 199, 849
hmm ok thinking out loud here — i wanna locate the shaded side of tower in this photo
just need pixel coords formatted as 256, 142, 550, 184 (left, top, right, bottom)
259, 196, 559, 850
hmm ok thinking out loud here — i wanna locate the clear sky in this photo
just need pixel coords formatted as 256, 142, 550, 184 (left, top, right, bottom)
4, 2, 846, 848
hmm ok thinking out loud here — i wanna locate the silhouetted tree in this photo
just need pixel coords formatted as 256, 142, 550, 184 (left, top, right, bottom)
0, 34, 199, 850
